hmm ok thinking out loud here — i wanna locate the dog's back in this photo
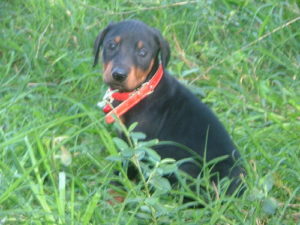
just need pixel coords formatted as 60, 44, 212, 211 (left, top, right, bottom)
123, 71, 244, 194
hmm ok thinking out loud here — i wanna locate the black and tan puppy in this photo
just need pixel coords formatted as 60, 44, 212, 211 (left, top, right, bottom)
94, 20, 244, 196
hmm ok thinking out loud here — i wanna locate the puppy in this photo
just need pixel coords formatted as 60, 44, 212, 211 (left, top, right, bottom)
94, 20, 245, 196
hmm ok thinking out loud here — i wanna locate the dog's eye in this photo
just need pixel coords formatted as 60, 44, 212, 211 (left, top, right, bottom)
137, 48, 147, 57
107, 41, 117, 50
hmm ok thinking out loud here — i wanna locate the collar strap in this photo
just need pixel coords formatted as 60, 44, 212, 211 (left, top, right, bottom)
100, 64, 164, 124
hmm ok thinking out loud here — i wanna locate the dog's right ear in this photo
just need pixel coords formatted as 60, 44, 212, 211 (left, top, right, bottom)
93, 23, 114, 67
152, 28, 170, 68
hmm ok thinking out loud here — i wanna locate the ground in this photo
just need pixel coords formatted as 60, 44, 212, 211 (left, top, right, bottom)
0, 0, 299, 224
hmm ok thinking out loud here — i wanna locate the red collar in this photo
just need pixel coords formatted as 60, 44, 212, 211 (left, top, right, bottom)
98, 64, 164, 124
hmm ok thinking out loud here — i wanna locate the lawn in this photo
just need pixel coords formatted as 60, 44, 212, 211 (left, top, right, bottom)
0, 0, 299, 224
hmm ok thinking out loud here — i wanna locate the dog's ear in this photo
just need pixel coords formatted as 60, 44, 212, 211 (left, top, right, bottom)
152, 28, 170, 68
93, 23, 114, 67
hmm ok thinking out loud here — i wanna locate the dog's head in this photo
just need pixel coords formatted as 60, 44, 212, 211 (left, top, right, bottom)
93, 20, 170, 92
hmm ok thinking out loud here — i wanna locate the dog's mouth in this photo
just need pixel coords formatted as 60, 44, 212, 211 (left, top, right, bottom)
108, 82, 128, 92
106, 78, 142, 92
104, 69, 148, 92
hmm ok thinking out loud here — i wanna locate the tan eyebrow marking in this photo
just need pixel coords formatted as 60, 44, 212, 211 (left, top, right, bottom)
137, 40, 144, 49
114, 36, 121, 43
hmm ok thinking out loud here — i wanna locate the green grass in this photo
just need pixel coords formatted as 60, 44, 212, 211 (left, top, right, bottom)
1, 0, 300, 224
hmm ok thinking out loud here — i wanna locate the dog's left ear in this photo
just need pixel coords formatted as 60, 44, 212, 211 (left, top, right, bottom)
93, 23, 114, 67
152, 28, 170, 68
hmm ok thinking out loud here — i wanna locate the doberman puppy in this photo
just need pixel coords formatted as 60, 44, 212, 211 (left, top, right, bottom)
93, 20, 244, 196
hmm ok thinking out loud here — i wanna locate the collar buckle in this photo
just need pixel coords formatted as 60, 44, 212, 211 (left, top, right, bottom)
97, 89, 117, 109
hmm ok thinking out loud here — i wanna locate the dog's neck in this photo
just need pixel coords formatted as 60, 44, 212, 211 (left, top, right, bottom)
101, 62, 164, 123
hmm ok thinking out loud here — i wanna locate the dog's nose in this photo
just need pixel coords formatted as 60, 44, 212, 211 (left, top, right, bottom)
112, 68, 127, 82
